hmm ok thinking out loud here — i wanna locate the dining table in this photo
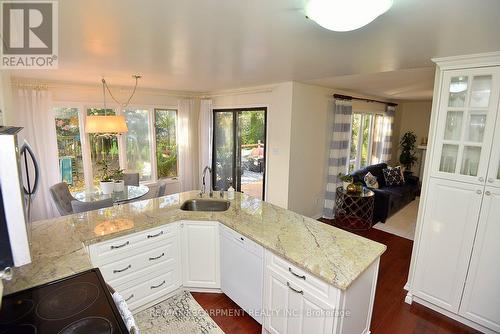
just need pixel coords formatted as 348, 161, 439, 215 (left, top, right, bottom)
74, 185, 150, 204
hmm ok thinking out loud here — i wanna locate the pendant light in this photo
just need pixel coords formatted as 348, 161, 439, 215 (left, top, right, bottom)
85, 75, 141, 134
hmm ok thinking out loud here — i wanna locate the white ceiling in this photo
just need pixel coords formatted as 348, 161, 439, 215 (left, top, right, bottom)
10, 0, 500, 100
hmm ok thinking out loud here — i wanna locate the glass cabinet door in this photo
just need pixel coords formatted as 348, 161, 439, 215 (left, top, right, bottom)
434, 68, 500, 183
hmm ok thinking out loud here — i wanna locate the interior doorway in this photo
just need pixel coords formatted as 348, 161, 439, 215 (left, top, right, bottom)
212, 108, 267, 200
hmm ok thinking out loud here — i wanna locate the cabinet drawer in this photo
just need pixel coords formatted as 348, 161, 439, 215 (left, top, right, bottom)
266, 252, 331, 301
99, 238, 177, 282
118, 267, 179, 311
89, 223, 178, 264
220, 224, 263, 258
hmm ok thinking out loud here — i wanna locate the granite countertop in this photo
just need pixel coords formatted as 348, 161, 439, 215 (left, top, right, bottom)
4, 191, 386, 295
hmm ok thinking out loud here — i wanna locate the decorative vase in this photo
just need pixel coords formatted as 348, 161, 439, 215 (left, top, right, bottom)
113, 180, 125, 192
100, 181, 114, 195
346, 183, 357, 194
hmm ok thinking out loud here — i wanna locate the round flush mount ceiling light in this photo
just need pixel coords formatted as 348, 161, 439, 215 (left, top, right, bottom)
306, 0, 393, 32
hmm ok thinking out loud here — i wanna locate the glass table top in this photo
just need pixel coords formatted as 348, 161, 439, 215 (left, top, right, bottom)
74, 185, 150, 204
336, 186, 374, 197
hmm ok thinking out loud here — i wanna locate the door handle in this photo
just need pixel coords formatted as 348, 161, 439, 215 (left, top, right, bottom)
110, 241, 129, 249
488, 178, 494, 183
113, 264, 131, 274
125, 294, 134, 302
478, 177, 485, 182
476, 190, 482, 195
288, 267, 306, 280
287, 282, 304, 294
147, 231, 164, 239
485, 191, 491, 196
150, 280, 166, 289
149, 252, 165, 261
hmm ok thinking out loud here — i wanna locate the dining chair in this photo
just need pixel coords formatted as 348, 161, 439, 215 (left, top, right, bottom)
124, 173, 140, 187
71, 198, 114, 213
156, 181, 167, 197
49, 182, 76, 216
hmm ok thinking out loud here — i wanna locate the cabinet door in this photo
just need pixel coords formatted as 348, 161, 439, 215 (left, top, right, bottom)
486, 93, 500, 188
181, 221, 220, 289
412, 178, 483, 312
431, 67, 500, 184
264, 268, 334, 334
459, 187, 500, 331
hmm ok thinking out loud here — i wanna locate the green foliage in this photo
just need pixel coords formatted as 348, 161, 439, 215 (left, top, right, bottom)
399, 131, 418, 170
97, 160, 113, 182
112, 168, 124, 180
240, 111, 265, 145
338, 173, 353, 183
155, 110, 178, 178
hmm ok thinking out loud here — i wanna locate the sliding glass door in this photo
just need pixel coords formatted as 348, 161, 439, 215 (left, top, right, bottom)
213, 108, 267, 200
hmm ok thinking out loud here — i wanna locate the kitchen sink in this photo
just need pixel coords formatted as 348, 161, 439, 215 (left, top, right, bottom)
180, 199, 230, 212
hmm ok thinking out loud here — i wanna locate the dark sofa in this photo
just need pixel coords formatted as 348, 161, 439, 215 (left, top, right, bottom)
351, 163, 419, 223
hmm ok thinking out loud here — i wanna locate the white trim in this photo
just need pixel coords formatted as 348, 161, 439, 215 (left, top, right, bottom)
432, 51, 500, 70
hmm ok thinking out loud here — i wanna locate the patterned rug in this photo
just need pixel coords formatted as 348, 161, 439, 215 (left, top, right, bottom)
135, 291, 224, 334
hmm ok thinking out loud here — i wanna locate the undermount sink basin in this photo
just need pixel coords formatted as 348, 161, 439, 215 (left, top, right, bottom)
180, 199, 230, 212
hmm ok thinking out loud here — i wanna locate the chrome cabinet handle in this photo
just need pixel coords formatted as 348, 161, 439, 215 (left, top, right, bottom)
289, 267, 306, 280
149, 252, 165, 261
485, 191, 491, 196
488, 178, 494, 183
479, 177, 485, 182
150, 280, 166, 289
287, 282, 303, 294
147, 231, 164, 239
476, 190, 482, 195
125, 294, 134, 302
113, 264, 131, 274
110, 241, 129, 249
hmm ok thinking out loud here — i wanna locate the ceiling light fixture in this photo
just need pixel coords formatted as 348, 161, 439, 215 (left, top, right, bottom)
85, 75, 141, 134
306, 0, 393, 32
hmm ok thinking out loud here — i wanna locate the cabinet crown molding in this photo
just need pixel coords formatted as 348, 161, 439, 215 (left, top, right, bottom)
432, 51, 500, 70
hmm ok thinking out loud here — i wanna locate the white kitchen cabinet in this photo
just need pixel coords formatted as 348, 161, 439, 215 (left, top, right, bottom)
181, 220, 220, 289
430, 67, 500, 185
412, 178, 483, 312
459, 187, 500, 331
263, 251, 379, 334
486, 97, 500, 188
264, 267, 335, 334
408, 52, 500, 333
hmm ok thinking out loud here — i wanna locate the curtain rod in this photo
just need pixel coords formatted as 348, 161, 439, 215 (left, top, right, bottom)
333, 94, 398, 107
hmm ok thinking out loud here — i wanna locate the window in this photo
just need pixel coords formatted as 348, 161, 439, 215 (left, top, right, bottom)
123, 109, 152, 181
87, 108, 120, 186
155, 109, 178, 178
54, 107, 84, 191
53, 106, 178, 190
349, 112, 385, 172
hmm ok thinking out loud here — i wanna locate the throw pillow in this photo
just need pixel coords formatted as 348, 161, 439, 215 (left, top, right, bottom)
383, 166, 405, 186
364, 172, 379, 189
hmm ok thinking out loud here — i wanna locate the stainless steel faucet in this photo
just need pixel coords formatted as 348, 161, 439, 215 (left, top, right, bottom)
201, 166, 213, 198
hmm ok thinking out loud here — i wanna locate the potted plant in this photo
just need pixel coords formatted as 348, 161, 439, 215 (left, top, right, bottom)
97, 160, 115, 195
338, 173, 353, 190
399, 131, 418, 176
112, 168, 125, 192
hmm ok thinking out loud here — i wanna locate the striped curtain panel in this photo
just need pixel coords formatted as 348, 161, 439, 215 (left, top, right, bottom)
380, 105, 396, 163
323, 99, 353, 218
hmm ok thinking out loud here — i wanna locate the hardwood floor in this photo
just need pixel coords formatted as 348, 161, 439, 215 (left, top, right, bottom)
193, 221, 481, 334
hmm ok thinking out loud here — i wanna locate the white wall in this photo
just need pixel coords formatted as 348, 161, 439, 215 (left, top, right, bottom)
0, 73, 13, 125
211, 82, 294, 208
392, 101, 433, 173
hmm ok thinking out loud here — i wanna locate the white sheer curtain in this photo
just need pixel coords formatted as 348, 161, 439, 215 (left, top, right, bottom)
14, 87, 60, 221
380, 105, 396, 163
198, 99, 213, 190
177, 98, 199, 191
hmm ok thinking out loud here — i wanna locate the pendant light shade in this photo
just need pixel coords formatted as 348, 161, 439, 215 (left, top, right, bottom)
85, 115, 128, 134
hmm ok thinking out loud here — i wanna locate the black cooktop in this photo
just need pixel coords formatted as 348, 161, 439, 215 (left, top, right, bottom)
0, 269, 129, 334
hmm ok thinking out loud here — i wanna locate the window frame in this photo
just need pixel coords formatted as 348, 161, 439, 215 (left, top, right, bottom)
348, 110, 385, 172
52, 102, 179, 191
